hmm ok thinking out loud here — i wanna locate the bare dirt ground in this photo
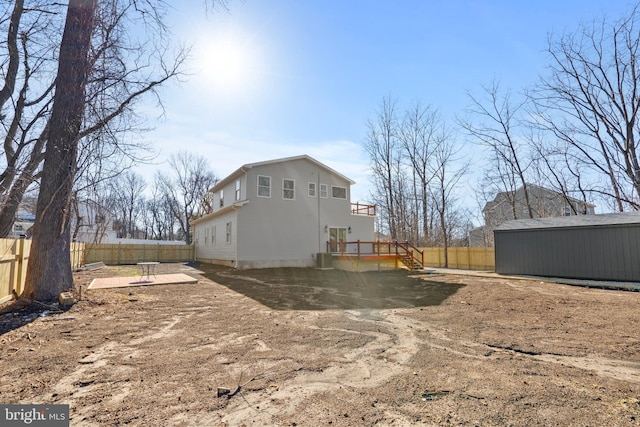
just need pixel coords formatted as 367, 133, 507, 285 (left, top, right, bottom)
1, 262, 640, 426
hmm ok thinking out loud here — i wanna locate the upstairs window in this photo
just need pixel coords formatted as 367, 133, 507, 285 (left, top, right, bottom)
308, 182, 316, 197
219, 189, 224, 208
258, 175, 271, 198
235, 179, 241, 201
331, 185, 347, 200
564, 206, 572, 216
320, 183, 328, 198
283, 179, 295, 200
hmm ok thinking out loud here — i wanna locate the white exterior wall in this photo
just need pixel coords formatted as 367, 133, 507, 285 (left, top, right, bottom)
194, 156, 375, 269
193, 209, 238, 267
237, 158, 354, 268
72, 201, 117, 243
213, 174, 247, 210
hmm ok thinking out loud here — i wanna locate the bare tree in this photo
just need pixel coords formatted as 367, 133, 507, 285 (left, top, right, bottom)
459, 81, 534, 220
532, 3, 640, 211
398, 101, 445, 245
110, 171, 147, 238
19, 0, 204, 301
22, 0, 98, 301
0, 0, 186, 239
70, 181, 114, 244
430, 136, 468, 267
157, 151, 217, 244
143, 183, 178, 241
0, 1, 61, 237
364, 96, 401, 240
528, 131, 593, 215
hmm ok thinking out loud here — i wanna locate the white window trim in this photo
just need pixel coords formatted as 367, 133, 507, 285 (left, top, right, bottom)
211, 226, 216, 246
331, 185, 347, 200
226, 222, 232, 244
219, 189, 224, 208
308, 182, 316, 197
235, 179, 241, 201
320, 183, 328, 199
283, 178, 295, 200
257, 175, 271, 198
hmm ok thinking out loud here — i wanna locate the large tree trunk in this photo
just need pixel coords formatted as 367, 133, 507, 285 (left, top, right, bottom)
21, 0, 97, 301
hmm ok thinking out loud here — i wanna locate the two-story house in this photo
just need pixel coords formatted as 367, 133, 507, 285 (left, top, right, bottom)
470, 184, 596, 246
71, 199, 118, 244
191, 155, 375, 269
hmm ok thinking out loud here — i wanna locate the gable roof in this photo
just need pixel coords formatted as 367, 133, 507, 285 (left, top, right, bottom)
495, 211, 640, 232
483, 183, 595, 213
210, 155, 356, 192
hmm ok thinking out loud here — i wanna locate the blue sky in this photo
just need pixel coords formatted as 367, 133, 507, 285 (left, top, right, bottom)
142, 0, 634, 213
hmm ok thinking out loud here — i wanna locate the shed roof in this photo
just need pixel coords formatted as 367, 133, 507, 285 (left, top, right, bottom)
494, 211, 640, 232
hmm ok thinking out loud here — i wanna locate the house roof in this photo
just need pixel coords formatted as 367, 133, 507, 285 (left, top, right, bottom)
210, 155, 356, 193
494, 211, 640, 232
190, 203, 241, 226
483, 183, 596, 213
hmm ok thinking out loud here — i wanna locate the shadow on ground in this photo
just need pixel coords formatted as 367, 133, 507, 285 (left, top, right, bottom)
198, 264, 465, 310
0, 303, 65, 335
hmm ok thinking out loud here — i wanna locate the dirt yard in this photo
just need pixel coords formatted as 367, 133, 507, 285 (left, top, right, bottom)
1, 262, 640, 426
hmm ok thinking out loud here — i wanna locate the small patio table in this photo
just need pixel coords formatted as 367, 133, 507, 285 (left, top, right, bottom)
137, 262, 159, 281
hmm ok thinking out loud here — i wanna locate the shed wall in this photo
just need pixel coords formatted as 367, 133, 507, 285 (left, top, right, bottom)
495, 225, 640, 282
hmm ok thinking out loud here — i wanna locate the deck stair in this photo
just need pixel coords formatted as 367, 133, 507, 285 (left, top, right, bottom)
398, 253, 424, 270
396, 241, 424, 271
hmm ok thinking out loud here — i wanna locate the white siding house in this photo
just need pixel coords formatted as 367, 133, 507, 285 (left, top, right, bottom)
192, 155, 375, 269
71, 200, 118, 243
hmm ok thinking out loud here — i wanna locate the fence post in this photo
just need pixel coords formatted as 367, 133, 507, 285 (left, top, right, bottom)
15, 236, 25, 296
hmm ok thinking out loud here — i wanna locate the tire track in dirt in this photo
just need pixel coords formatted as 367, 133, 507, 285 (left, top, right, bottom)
218, 308, 425, 426
387, 311, 640, 386
43, 315, 185, 424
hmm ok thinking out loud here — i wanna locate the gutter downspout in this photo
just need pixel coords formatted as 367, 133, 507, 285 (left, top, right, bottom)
318, 172, 322, 253
234, 167, 248, 268
232, 204, 239, 268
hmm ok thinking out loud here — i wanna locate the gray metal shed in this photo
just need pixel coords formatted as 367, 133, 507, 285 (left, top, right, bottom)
494, 212, 640, 282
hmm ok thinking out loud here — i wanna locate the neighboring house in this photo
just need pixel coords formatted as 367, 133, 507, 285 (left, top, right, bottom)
71, 199, 118, 244
191, 155, 376, 269
469, 184, 596, 247
8, 209, 35, 238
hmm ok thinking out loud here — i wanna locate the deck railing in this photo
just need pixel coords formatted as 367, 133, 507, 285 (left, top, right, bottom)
350, 202, 376, 216
325, 240, 424, 268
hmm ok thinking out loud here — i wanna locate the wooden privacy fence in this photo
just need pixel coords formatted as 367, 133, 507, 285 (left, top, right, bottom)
419, 247, 495, 271
0, 238, 85, 304
84, 243, 194, 265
